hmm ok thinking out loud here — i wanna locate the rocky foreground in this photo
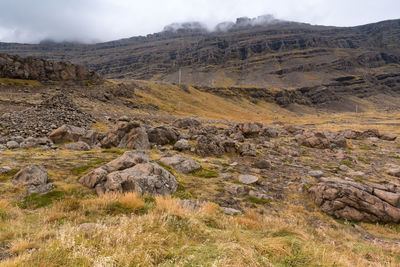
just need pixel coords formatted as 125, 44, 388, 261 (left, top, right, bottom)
1, 113, 400, 224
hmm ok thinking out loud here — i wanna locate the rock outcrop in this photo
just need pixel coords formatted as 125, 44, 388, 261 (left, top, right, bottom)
0, 53, 102, 83
309, 177, 400, 223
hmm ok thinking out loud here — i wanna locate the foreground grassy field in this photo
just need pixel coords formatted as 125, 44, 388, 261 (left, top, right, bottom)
0, 147, 399, 266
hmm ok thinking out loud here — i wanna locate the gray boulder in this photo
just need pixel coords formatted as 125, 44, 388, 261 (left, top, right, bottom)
148, 125, 179, 146
173, 139, 190, 151
6, 141, 19, 149
159, 154, 201, 174
238, 174, 259, 185
12, 165, 55, 195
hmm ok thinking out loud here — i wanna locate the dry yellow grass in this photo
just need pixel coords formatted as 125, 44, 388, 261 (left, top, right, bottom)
0, 192, 398, 266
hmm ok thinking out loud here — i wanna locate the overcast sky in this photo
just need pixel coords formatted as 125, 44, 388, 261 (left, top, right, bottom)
0, 0, 399, 44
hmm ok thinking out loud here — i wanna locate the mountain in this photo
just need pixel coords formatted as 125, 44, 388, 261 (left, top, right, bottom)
0, 16, 400, 109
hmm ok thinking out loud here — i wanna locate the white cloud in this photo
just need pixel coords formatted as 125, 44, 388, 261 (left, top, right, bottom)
0, 0, 399, 43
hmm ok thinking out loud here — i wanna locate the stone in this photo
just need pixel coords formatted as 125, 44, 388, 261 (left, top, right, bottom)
173, 139, 190, 151
12, 165, 48, 186
62, 141, 91, 151
235, 122, 262, 138
195, 135, 225, 157
101, 121, 149, 149
224, 184, 248, 195
253, 159, 271, 169
6, 141, 19, 149
118, 127, 150, 150
308, 170, 324, 178
238, 174, 259, 185
387, 168, 400, 177
159, 154, 201, 174
309, 177, 400, 223
79, 151, 149, 189
261, 127, 279, 138
173, 117, 201, 128
296, 131, 330, 149
19, 137, 38, 149
238, 143, 256, 157
49, 125, 87, 144
221, 207, 242, 215
147, 125, 179, 146
380, 133, 397, 141
230, 133, 245, 142
12, 165, 55, 195
104, 163, 178, 195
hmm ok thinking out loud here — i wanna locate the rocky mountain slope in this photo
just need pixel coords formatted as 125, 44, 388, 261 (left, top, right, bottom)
1, 16, 399, 110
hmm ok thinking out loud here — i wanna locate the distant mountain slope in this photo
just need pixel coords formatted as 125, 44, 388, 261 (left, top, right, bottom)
0, 16, 399, 91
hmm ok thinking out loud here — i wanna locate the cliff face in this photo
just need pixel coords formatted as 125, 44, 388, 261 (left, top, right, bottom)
0, 17, 399, 102
0, 53, 103, 83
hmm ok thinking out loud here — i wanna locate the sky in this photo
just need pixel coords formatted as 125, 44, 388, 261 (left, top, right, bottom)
0, 0, 399, 44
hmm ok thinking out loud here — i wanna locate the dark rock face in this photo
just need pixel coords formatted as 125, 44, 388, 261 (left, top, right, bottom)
0, 94, 96, 138
309, 177, 400, 223
0, 53, 102, 83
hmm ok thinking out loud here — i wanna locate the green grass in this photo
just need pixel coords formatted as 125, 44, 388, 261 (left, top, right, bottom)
157, 162, 174, 173
101, 148, 125, 155
191, 168, 218, 178
172, 184, 192, 200
16, 190, 66, 209
248, 196, 272, 205
70, 158, 110, 177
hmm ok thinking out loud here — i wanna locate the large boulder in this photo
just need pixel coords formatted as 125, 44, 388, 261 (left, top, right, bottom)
195, 135, 225, 157
296, 131, 346, 149
101, 121, 150, 149
12, 165, 55, 195
49, 124, 98, 146
147, 125, 179, 146
173, 139, 191, 151
159, 154, 201, 174
79, 151, 149, 188
309, 177, 400, 223
103, 163, 178, 195
173, 117, 201, 129
79, 151, 177, 196
234, 122, 262, 138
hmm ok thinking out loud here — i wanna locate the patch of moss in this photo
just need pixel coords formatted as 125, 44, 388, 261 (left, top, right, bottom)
341, 160, 353, 167
0, 168, 20, 182
101, 148, 125, 155
157, 162, 173, 173
248, 196, 272, 205
191, 168, 218, 178
16, 190, 66, 209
